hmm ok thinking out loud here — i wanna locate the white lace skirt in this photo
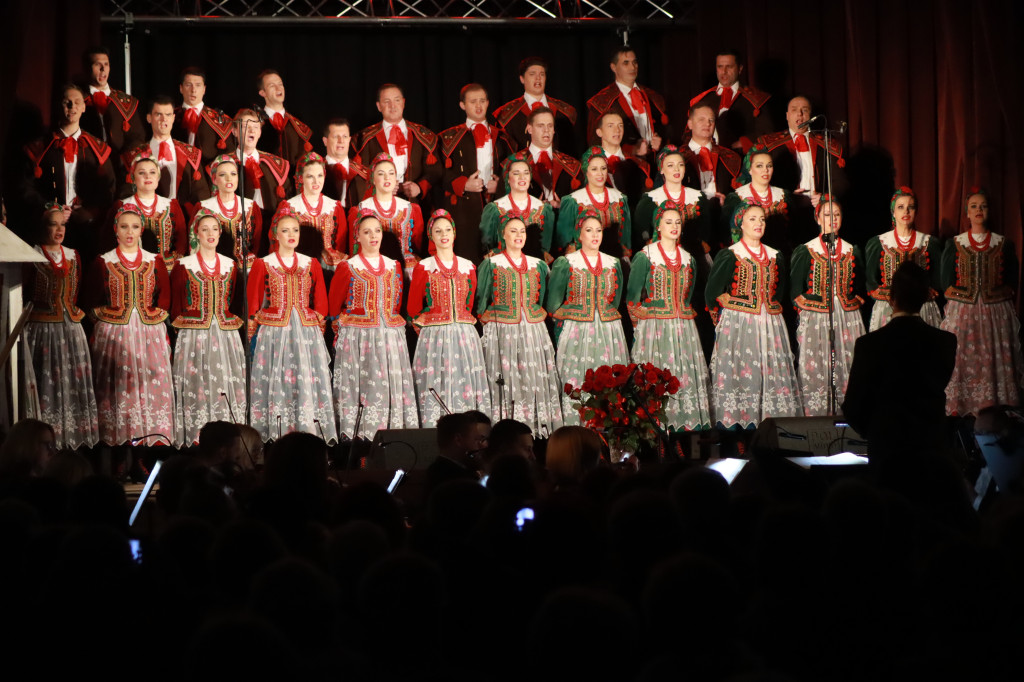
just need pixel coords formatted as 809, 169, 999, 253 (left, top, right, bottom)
172, 325, 248, 447
942, 299, 1024, 416
795, 303, 866, 416
556, 318, 630, 425
481, 320, 563, 437
632, 317, 713, 431
412, 323, 492, 429
869, 300, 941, 331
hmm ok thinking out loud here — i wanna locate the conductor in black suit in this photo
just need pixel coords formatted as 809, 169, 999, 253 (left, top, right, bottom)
843, 262, 958, 465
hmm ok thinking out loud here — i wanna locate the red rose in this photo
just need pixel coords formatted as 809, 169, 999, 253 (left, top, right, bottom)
563, 382, 574, 396
668, 377, 681, 393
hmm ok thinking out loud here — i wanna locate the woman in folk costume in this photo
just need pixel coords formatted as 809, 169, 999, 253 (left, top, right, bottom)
349, 153, 423, 278
408, 209, 491, 428
722, 146, 793, 255
277, 151, 348, 278
480, 151, 555, 260
865, 186, 943, 330
706, 201, 803, 428
790, 196, 866, 416
23, 204, 99, 450
170, 209, 247, 447
476, 214, 563, 436
554, 146, 632, 259
330, 211, 418, 438
626, 201, 712, 431
111, 148, 187, 273
941, 187, 1024, 415
195, 153, 262, 267
247, 205, 337, 443
546, 209, 629, 424
86, 203, 175, 446
633, 145, 709, 255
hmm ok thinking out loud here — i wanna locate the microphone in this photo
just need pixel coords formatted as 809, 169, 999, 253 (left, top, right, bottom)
837, 120, 848, 134
313, 418, 328, 442
130, 433, 172, 446
429, 388, 452, 415
277, 415, 282, 439
220, 391, 237, 423
797, 115, 823, 130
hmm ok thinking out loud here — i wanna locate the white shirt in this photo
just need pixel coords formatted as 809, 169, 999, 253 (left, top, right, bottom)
242, 151, 264, 209
150, 137, 178, 199
466, 119, 494, 183
61, 129, 81, 205
264, 106, 286, 121
382, 120, 410, 182
789, 129, 814, 192
528, 142, 555, 200
523, 93, 549, 108
615, 81, 652, 143
602, 146, 627, 189
687, 139, 717, 198
716, 83, 740, 113
88, 85, 112, 142
326, 155, 350, 206
182, 102, 205, 146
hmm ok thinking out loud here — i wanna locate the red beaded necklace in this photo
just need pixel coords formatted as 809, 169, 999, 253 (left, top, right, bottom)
894, 229, 916, 250
116, 247, 143, 270
217, 193, 238, 219
373, 195, 397, 219
818, 235, 843, 260
301, 192, 323, 218
503, 250, 528, 274
274, 251, 298, 273
663, 185, 682, 203
580, 249, 603, 275
586, 185, 609, 210
198, 252, 221, 278
967, 230, 991, 251
359, 253, 387, 276
434, 255, 459, 278
42, 246, 66, 273
748, 184, 773, 209
508, 194, 532, 216
133, 194, 157, 218
657, 242, 682, 272
741, 239, 768, 264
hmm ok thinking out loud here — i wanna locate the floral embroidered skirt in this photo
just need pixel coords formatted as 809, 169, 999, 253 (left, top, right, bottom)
92, 315, 175, 446
631, 317, 712, 431
412, 323, 492, 429
796, 303, 866, 416
941, 299, 1023, 416
250, 310, 337, 444
172, 325, 248, 448
25, 317, 99, 450
709, 308, 803, 429
556, 318, 630, 425
869, 300, 941, 331
481, 320, 564, 437
333, 324, 419, 439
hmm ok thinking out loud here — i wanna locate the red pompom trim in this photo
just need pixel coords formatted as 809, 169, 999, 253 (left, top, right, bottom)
276, 186, 286, 198
571, 179, 581, 190
838, 158, 846, 168
450, 195, 457, 206
661, 114, 668, 125
427, 153, 437, 165
193, 170, 202, 180
217, 139, 226, 150
645, 178, 653, 189
445, 158, 452, 168
122, 121, 130, 132
34, 166, 42, 178
304, 141, 312, 152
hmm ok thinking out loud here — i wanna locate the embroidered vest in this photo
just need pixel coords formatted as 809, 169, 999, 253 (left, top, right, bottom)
628, 245, 696, 321
568, 188, 630, 256
199, 197, 257, 263
172, 256, 243, 330
945, 233, 1013, 304
480, 258, 546, 325
716, 244, 783, 316
414, 259, 477, 327
337, 259, 405, 328
360, 198, 417, 271
253, 254, 323, 328
288, 195, 344, 266
28, 247, 85, 323
794, 241, 863, 312
870, 232, 933, 302
93, 255, 168, 325
552, 253, 622, 322
126, 197, 178, 270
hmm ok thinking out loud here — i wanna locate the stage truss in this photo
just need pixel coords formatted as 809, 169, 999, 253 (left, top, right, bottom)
103, 0, 693, 22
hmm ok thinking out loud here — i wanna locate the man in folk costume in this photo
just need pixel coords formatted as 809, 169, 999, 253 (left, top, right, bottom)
122, 96, 209, 213
255, 69, 315, 170
681, 103, 742, 250
756, 96, 847, 243
79, 46, 146, 177
321, 118, 366, 213
233, 108, 292, 254
354, 83, 442, 213
24, 83, 116, 261
524, 107, 582, 209
688, 49, 773, 155
440, 84, 516, 262
172, 66, 237, 168
492, 56, 579, 157
586, 45, 668, 158
593, 110, 653, 210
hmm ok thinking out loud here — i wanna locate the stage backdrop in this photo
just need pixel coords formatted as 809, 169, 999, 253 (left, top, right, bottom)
2, 0, 1021, 284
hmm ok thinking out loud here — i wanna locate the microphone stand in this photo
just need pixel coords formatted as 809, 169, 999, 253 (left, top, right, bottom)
236, 121, 252, 426
815, 115, 845, 416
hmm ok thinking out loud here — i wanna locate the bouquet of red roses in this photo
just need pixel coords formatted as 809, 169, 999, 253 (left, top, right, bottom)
564, 363, 681, 456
